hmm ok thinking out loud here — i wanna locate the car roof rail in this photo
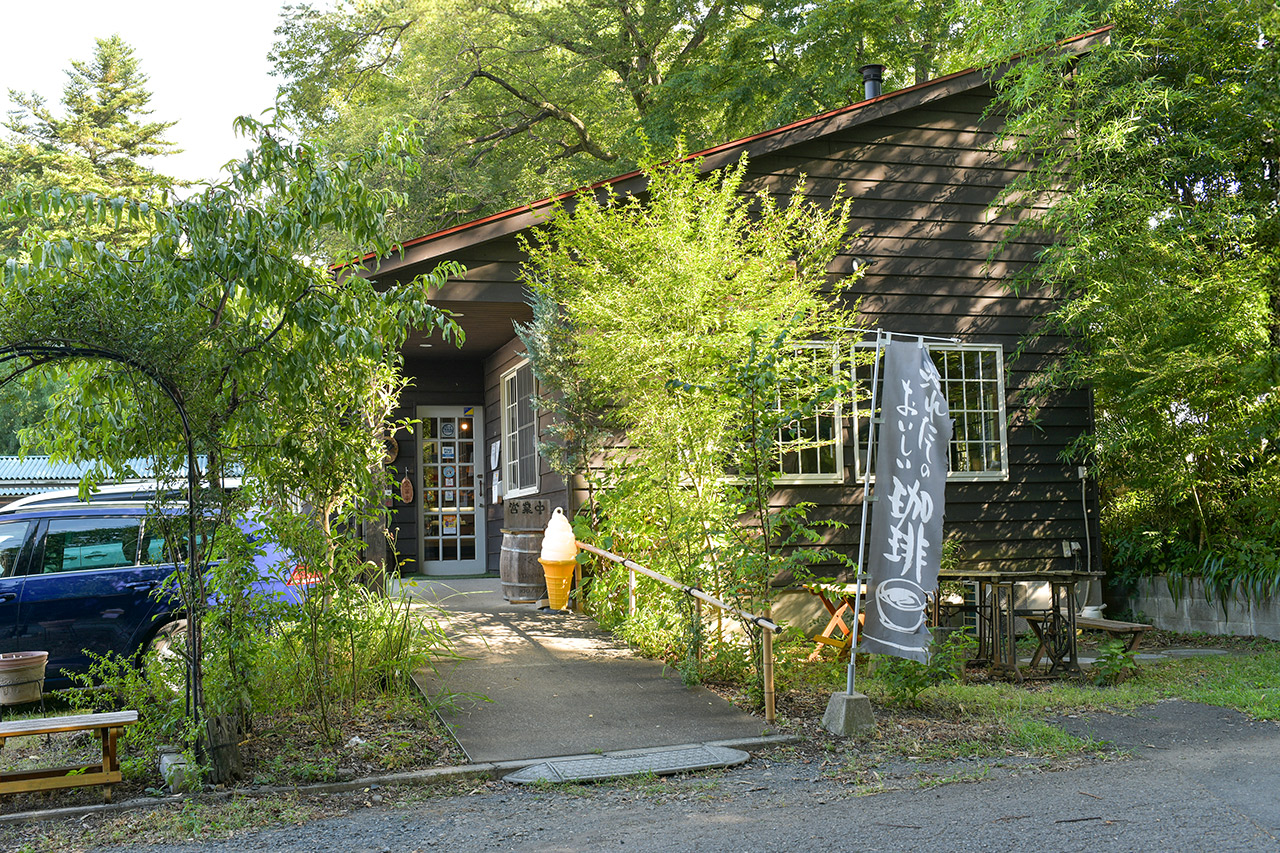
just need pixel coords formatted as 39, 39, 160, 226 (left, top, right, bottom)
0, 478, 242, 514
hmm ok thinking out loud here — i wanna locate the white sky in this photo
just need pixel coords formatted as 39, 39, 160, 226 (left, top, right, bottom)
0, 0, 310, 185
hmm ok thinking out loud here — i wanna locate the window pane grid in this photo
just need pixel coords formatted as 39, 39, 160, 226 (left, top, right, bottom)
503, 362, 539, 495
774, 344, 843, 482
852, 341, 1007, 481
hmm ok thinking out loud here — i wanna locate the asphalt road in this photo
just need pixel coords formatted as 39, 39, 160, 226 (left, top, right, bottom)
72, 700, 1278, 853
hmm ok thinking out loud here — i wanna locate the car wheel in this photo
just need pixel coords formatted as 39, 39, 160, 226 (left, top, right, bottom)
144, 619, 189, 693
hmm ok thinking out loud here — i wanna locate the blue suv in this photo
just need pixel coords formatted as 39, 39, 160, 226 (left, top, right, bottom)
0, 486, 311, 689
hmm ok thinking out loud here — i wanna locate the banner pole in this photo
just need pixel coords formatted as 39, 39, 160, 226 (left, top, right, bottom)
847, 329, 886, 696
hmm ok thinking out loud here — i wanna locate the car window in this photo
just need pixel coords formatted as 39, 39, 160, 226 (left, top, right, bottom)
38, 517, 142, 574
0, 520, 32, 577
139, 518, 213, 565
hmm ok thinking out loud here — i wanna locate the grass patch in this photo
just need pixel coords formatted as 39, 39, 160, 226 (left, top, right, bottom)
240, 691, 461, 787
916, 764, 991, 789
736, 629, 1280, 797
5, 794, 327, 853
850, 646, 1280, 722
1143, 652, 1280, 719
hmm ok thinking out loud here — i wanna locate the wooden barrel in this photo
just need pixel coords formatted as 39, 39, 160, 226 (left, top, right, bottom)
500, 529, 547, 603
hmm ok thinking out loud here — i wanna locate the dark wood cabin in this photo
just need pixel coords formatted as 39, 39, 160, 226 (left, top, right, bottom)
368, 30, 1107, 583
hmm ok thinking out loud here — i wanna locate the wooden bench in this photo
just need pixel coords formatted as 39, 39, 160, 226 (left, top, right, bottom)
1074, 615, 1153, 651
0, 711, 137, 801
803, 583, 866, 662
1026, 614, 1152, 669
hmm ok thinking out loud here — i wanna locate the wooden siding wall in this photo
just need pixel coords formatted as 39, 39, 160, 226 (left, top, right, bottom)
390, 358, 485, 574
743, 86, 1090, 574
482, 338, 570, 571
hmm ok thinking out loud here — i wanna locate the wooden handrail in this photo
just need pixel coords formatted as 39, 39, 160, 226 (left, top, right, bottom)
576, 540, 779, 722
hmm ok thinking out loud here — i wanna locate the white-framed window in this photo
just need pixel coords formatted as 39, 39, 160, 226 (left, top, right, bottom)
852, 341, 1009, 482
774, 341, 845, 484
501, 360, 539, 497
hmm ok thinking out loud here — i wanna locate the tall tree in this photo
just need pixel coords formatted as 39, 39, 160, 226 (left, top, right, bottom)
691, 0, 961, 136
517, 156, 855, 688
0, 35, 181, 441
967, 0, 1280, 596
0, 118, 463, 743
0, 34, 179, 251
270, 0, 973, 242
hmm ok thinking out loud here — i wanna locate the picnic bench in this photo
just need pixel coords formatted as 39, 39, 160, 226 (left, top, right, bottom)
0, 710, 137, 801
804, 583, 866, 662
1026, 614, 1152, 670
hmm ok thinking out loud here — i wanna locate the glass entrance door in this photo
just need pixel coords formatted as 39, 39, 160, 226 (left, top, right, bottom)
417, 406, 486, 575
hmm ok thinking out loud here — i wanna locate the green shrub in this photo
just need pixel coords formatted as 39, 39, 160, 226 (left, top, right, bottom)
876, 629, 976, 705
1104, 480, 1280, 607
61, 651, 199, 774
521, 157, 858, 702
1092, 638, 1138, 686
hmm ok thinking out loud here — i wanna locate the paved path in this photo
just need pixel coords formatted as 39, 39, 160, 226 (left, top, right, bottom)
402, 577, 772, 763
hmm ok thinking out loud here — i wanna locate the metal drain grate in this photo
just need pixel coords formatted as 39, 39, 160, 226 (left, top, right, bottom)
504, 744, 749, 784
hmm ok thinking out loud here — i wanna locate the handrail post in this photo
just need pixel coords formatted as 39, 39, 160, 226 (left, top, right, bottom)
695, 597, 703, 662
628, 566, 636, 617
763, 607, 776, 724
574, 561, 583, 613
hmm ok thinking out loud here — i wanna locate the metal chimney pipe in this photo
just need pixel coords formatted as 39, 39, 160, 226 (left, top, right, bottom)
860, 64, 885, 100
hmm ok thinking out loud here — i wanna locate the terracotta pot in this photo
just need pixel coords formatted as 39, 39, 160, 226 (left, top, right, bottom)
0, 651, 47, 705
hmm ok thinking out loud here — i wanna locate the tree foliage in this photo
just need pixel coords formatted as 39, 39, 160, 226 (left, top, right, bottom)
517, 156, 855, 690
0, 117, 464, 748
972, 0, 1280, 599
270, 0, 975, 241
0, 117, 459, 485
0, 34, 180, 252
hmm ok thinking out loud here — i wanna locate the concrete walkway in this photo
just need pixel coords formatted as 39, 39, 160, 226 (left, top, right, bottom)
400, 577, 773, 764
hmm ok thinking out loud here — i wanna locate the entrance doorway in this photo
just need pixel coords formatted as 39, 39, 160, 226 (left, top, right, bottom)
416, 405, 486, 575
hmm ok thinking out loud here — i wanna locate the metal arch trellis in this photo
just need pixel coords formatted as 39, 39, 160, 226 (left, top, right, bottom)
0, 342, 206, 741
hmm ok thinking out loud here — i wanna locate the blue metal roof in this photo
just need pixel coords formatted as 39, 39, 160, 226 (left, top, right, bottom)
0, 457, 200, 496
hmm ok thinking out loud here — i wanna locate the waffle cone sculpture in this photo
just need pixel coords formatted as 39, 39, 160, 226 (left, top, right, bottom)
539, 508, 578, 610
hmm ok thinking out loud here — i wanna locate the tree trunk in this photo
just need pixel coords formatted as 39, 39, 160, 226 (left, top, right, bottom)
203, 713, 244, 784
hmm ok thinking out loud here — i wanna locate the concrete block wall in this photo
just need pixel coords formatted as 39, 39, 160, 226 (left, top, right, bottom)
1128, 577, 1280, 640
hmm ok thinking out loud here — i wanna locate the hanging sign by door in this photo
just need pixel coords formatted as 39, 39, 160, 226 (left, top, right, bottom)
400, 474, 414, 503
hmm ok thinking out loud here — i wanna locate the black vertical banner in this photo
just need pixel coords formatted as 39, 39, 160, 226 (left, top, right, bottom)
861, 340, 952, 662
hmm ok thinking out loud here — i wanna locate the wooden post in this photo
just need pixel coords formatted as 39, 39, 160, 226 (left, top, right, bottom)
574, 561, 583, 613
628, 567, 636, 617
763, 608, 775, 724
204, 713, 243, 784
695, 597, 703, 662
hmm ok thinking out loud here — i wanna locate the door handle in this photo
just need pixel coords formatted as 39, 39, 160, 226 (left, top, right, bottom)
126, 581, 158, 593
0, 592, 15, 603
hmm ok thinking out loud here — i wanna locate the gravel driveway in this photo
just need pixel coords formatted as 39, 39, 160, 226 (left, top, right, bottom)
61, 699, 1278, 853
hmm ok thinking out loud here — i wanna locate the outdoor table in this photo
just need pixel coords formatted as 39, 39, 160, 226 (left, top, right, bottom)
0, 710, 137, 801
804, 582, 867, 661
935, 569, 1103, 681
